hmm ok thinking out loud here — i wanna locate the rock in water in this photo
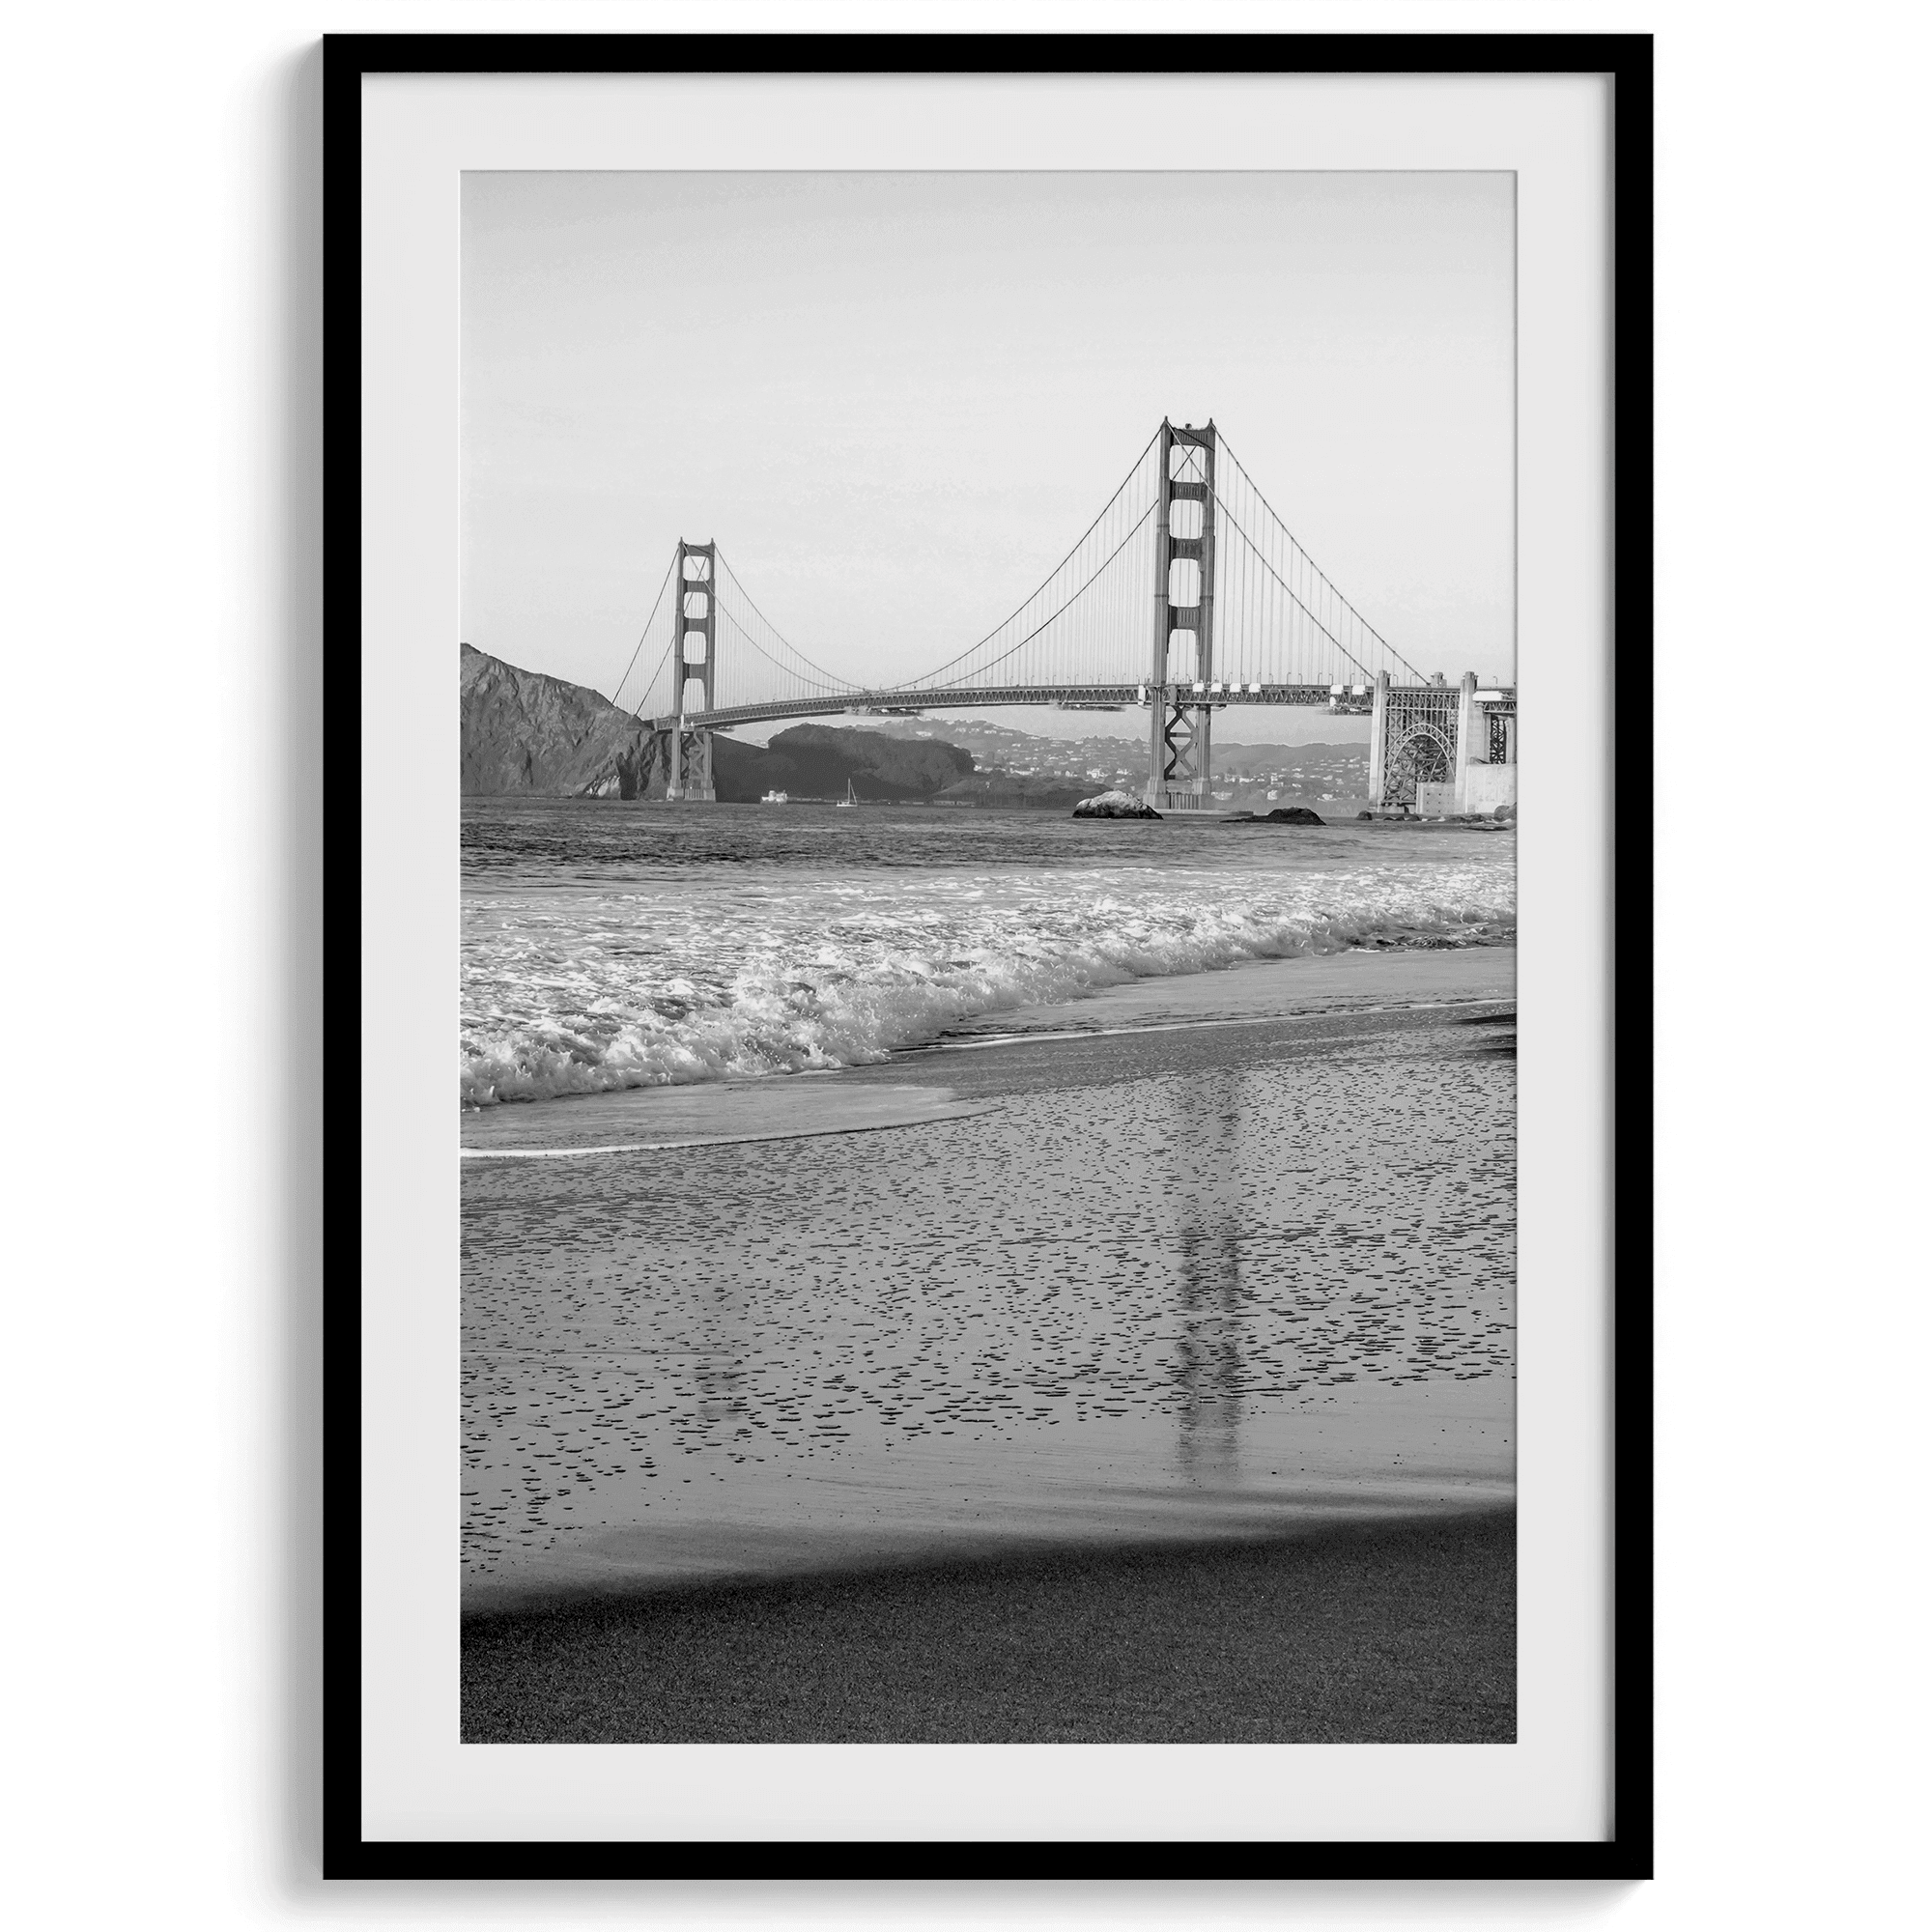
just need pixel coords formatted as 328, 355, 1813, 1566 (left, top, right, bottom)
1072, 789, 1162, 820
1264, 806, 1326, 825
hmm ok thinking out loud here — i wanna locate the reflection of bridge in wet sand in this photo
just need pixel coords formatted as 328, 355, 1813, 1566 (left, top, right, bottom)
1170, 1063, 1250, 1486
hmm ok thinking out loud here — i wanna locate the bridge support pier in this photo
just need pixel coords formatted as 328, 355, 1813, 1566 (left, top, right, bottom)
1453, 671, 1479, 804
659, 719, 714, 802
1373, 675, 1521, 812
1368, 671, 1389, 804
1143, 420, 1220, 811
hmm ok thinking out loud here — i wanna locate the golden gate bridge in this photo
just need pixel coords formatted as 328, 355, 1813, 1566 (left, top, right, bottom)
611, 420, 1517, 813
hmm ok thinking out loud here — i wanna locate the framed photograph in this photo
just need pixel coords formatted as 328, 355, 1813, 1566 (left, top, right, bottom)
327, 31, 1651, 1874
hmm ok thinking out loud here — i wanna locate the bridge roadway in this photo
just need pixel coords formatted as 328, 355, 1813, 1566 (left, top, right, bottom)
650, 681, 1374, 733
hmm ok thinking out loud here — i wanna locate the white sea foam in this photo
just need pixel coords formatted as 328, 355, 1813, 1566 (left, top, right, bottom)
460, 860, 1514, 1108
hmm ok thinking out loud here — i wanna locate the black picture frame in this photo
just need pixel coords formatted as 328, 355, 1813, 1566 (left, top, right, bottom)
323, 29, 1652, 1880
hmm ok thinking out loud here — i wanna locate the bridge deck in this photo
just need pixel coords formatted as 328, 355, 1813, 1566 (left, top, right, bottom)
651, 683, 1377, 731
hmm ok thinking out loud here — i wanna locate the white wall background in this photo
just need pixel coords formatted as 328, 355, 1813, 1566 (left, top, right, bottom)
2, 1, 1925, 1925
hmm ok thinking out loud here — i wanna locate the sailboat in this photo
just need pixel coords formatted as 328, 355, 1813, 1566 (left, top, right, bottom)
837, 779, 860, 810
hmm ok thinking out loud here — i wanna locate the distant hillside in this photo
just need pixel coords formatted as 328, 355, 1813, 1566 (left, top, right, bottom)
930, 774, 1092, 809
1210, 742, 1371, 779
865, 713, 1371, 787
459, 644, 976, 802
753, 724, 974, 802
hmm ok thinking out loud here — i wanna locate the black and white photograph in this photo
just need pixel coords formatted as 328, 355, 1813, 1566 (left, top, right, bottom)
456, 167, 1521, 1747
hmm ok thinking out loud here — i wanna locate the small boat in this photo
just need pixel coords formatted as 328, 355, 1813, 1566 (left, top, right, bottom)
836, 779, 860, 810
760, 788, 789, 805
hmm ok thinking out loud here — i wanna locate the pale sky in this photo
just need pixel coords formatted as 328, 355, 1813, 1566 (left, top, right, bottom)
462, 172, 1515, 717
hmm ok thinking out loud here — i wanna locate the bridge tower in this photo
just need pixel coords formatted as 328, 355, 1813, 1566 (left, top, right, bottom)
664, 539, 717, 802
1144, 421, 1219, 811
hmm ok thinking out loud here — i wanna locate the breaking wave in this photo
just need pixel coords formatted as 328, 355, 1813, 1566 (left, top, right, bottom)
460, 866, 1513, 1108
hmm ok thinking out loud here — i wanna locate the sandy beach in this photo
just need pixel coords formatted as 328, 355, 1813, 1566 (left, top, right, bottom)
459, 944, 1514, 1737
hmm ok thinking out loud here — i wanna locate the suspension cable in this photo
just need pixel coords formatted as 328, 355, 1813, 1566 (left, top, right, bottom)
903, 425, 1162, 687
611, 550, 677, 711
628, 632, 678, 720
1209, 490, 1377, 682
713, 548, 860, 691
714, 602, 857, 695
1214, 430, 1428, 682
916, 500, 1156, 691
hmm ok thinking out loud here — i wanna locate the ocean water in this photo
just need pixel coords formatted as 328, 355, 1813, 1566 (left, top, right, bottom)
461, 801, 1516, 1109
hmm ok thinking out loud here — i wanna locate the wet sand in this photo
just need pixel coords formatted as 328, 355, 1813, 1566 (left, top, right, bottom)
926, 943, 1516, 1048
462, 1076, 987, 1158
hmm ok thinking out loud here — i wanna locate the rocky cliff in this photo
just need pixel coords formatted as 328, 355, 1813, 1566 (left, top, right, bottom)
460, 643, 657, 798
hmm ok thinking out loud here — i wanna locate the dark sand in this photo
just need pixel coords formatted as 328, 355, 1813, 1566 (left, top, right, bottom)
462, 1507, 1514, 1745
